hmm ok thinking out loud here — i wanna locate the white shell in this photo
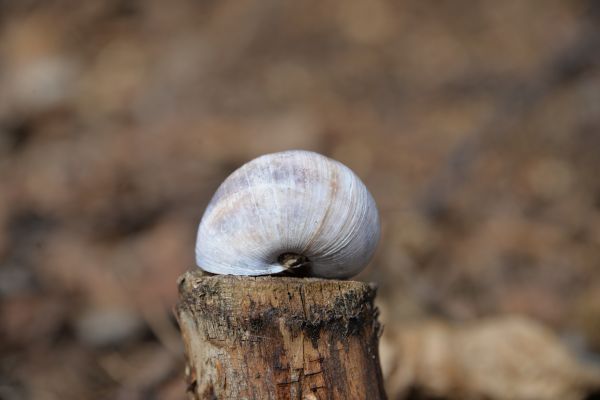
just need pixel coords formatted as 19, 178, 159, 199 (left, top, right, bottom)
195, 150, 380, 278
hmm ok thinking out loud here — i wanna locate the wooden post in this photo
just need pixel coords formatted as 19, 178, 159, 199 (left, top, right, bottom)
176, 269, 387, 399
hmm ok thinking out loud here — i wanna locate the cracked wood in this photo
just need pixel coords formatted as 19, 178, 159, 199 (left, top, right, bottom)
176, 270, 387, 399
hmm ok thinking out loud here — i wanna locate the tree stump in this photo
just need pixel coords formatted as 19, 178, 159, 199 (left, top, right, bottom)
176, 269, 387, 400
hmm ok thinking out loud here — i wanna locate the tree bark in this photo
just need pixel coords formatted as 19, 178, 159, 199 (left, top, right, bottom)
176, 269, 387, 400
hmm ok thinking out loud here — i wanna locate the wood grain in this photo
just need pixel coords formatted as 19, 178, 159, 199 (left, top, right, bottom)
176, 270, 386, 399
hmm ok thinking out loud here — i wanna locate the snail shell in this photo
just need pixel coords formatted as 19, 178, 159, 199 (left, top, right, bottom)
195, 150, 380, 279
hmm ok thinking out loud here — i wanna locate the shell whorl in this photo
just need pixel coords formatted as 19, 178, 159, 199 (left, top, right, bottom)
195, 150, 380, 278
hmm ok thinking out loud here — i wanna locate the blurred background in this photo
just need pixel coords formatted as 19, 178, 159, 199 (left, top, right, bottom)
1, 0, 600, 399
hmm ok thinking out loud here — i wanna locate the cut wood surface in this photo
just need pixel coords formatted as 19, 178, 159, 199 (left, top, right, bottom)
176, 270, 386, 400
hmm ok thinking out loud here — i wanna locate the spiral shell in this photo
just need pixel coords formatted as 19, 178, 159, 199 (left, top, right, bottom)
195, 150, 380, 278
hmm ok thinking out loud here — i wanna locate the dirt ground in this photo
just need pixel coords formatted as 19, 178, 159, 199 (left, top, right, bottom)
1, 1, 600, 399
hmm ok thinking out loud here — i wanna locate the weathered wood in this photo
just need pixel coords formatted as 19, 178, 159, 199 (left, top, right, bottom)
176, 269, 387, 400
